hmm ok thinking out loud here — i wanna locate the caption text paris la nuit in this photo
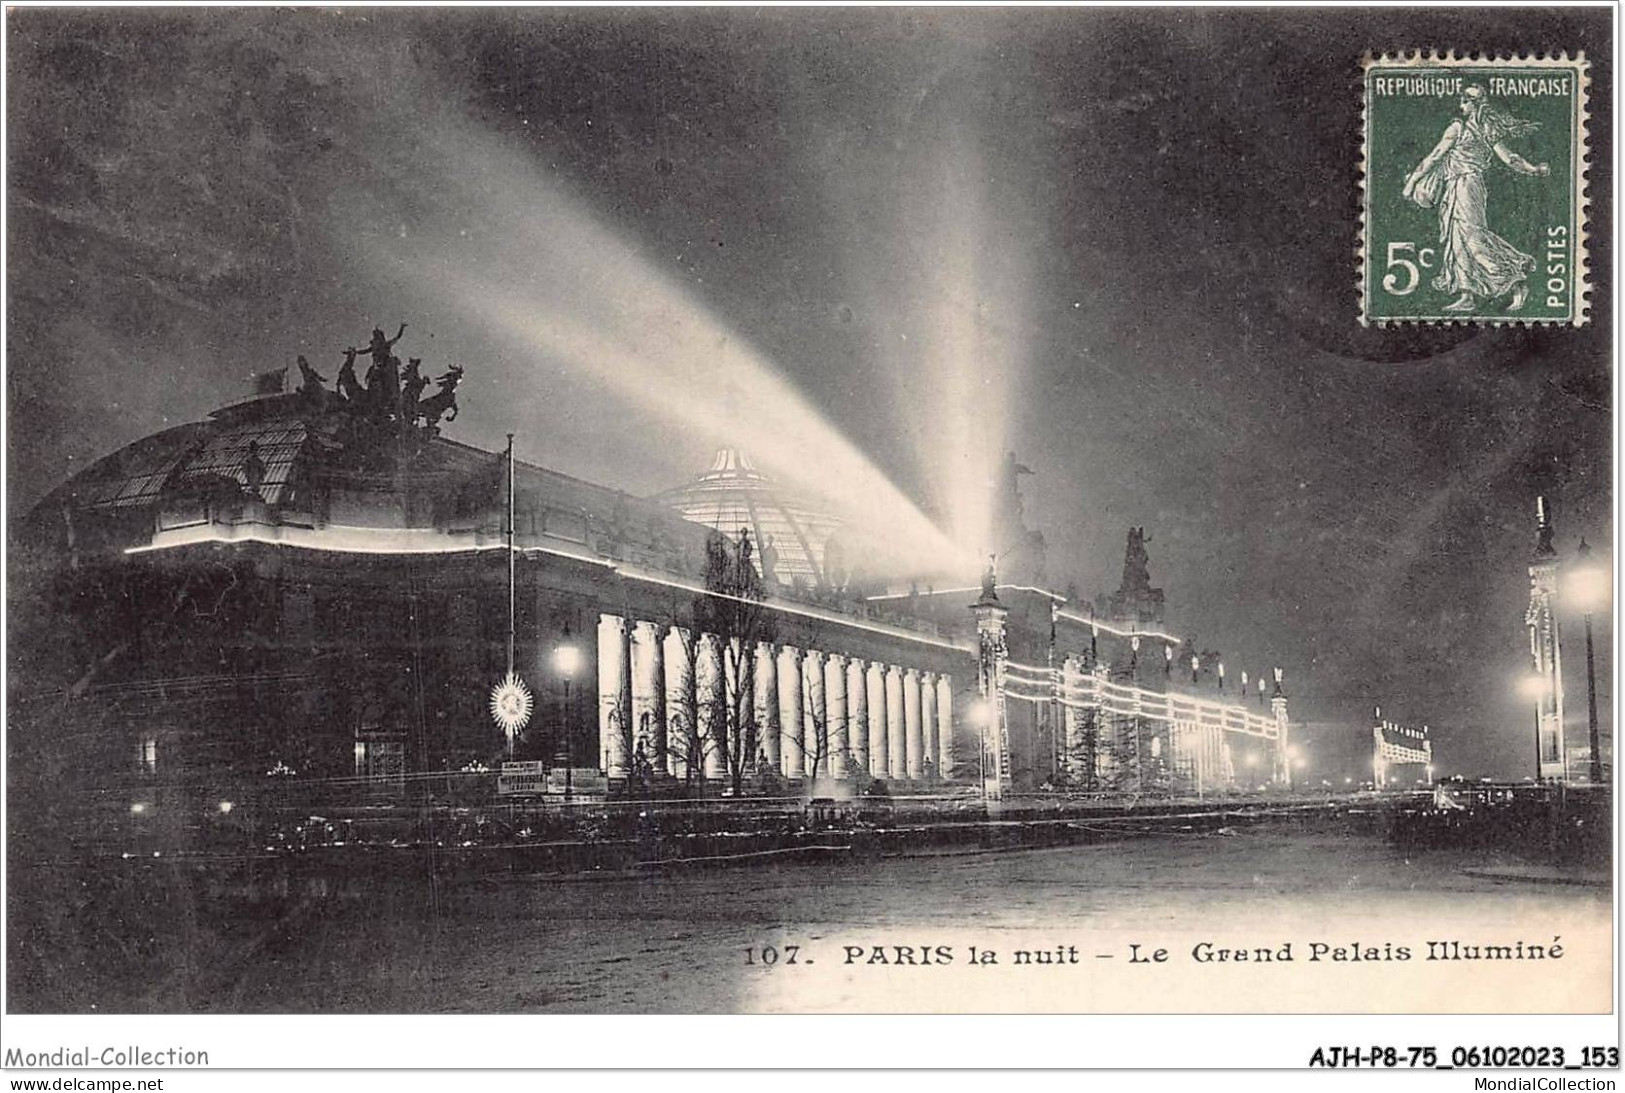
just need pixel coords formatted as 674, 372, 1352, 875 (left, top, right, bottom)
753, 937, 1571, 968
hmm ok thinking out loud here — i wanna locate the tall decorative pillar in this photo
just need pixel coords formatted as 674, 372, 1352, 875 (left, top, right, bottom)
1371, 709, 1387, 789
597, 614, 631, 780
885, 665, 906, 780
971, 563, 1013, 800
663, 626, 696, 779
630, 621, 668, 775
867, 662, 889, 777
921, 672, 939, 782
755, 642, 780, 772
903, 668, 924, 779
936, 674, 954, 780
802, 650, 826, 778
847, 658, 869, 774
1270, 668, 1290, 788
825, 653, 849, 778
1526, 496, 1568, 782
778, 645, 805, 779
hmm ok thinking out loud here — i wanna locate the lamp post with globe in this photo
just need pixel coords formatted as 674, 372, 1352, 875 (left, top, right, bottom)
1518, 671, 1548, 782
967, 697, 994, 803
1569, 539, 1609, 785
553, 638, 583, 801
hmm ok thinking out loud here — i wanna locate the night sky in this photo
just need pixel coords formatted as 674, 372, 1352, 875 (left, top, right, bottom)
7, 8, 1613, 780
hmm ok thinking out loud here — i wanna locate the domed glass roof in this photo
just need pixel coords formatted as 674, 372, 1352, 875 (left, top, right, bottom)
652, 448, 846, 589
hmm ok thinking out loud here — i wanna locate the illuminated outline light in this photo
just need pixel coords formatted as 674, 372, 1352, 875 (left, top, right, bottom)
861, 592, 1193, 646
126, 522, 615, 568
1001, 659, 1279, 731
614, 560, 974, 653
1376, 739, 1430, 766
865, 583, 1068, 604
127, 525, 973, 654
1054, 609, 1183, 644
1001, 661, 1056, 679
1002, 676, 1279, 739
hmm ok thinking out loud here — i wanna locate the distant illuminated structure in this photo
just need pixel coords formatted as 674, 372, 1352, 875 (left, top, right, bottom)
652, 448, 846, 590
1525, 496, 1568, 782
1371, 707, 1432, 788
1271, 668, 1291, 786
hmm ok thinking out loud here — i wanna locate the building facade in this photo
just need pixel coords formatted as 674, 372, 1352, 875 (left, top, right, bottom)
14, 366, 1292, 846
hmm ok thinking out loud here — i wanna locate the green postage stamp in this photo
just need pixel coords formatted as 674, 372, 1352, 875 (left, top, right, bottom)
1361, 53, 1589, 325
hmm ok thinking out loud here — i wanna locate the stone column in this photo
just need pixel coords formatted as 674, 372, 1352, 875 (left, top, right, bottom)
662, 626, 695, 779
825, 653, 849, 778
597, 614, 629, 779
697, 632, 726, 779
778, 645, 804, 779
803, 649, 826, 779
903, 668, 924, 779
921, 672, 938, 782
631, 621, 668, 775
846, 658, 869, 775
885, 665, 906, 780
1272, 685, 1291, 789
936, 674, 955, 781
866, 662, 889, 777
755, 643, 780, 772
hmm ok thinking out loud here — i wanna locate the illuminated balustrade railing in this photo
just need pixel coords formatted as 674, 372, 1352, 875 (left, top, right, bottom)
998, 666, 1279, 739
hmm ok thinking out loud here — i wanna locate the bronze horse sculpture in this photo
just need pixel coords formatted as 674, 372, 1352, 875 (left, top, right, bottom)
416, 365, 464, 429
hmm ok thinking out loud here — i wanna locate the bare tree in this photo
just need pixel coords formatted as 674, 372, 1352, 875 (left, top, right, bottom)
694, 529, 776, 797
662, 624, 702, 795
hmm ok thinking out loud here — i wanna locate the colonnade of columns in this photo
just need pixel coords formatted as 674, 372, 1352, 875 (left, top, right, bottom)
596, 612, 955, 784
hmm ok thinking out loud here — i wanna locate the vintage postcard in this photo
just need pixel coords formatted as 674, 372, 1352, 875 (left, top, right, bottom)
2, 4, 1615, 1077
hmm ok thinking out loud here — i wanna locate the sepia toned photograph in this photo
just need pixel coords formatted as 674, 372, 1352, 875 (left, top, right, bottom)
3, 3, 1614, 1049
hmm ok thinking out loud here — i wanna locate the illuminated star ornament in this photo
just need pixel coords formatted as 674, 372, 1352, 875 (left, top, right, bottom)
489, 672, 534, 734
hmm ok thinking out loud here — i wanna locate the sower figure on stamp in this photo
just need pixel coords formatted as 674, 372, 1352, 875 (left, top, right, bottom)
1402, 85, 1549, 312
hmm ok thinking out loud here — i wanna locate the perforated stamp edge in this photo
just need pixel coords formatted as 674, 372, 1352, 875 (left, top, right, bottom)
1358, 51, 1590, 328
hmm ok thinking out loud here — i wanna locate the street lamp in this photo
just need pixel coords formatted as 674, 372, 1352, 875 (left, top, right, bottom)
968, 697, 993, 801
1518, 670, 1547, 782
553, 638, 583, 801
1568, 538, 1609, 785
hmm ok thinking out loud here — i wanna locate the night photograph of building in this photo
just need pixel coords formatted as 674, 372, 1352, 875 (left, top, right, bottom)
3, 5, 1614, 1048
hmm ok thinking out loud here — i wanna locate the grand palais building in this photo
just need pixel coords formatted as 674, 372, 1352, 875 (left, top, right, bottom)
11, 352, 1292, 845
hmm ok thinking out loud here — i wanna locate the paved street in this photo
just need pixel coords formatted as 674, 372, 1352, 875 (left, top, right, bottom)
204, 828, 1609, 1013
